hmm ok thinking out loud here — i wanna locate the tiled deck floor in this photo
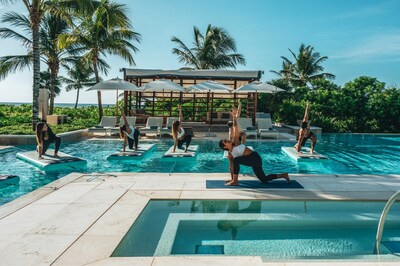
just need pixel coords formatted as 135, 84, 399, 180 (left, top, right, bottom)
1, 172, 400, 266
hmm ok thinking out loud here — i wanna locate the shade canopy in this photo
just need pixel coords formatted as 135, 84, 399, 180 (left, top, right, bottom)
87, 78, 139, 91
143, 79, 185, 92
188, 80, 233, 93
237, 81, 284, 93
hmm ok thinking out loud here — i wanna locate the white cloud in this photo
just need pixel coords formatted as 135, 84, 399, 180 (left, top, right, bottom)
331, 31, 400, 62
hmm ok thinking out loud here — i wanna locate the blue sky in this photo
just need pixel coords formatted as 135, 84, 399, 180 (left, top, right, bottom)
0, 0, 399, 104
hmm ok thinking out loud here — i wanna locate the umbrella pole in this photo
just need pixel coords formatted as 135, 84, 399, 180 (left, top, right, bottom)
115, 89, 119, 126
204, 91, 216, 137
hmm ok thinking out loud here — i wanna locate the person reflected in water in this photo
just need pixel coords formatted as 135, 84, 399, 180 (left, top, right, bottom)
219, 105, 290, 186
217, 201, 262, 240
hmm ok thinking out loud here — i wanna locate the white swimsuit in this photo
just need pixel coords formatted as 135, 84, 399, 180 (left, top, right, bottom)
231, 144, 246, 158
124, 125, 136, 139
177, 128, 185, 139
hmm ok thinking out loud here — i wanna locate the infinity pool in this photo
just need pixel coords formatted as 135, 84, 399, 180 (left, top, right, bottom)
0, 133, 399, 205
112, 200, 400, 261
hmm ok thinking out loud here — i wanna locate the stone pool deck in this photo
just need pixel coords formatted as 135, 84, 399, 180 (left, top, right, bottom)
1, 172, 400, 266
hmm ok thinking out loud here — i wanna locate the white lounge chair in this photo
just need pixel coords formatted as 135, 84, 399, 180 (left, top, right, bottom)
88, 116, 119, 136
237, 117, 258, 139
119, 116, 136, 126
159, 117, 178, 137
140, 117, 163, 137
258, 118, 278, 139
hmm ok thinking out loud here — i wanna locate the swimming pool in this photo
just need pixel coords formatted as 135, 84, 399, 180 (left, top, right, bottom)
112, 199, 400, 261
0, 133, 399, 205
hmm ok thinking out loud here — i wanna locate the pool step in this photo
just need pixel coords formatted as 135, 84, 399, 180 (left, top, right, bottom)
195, 245, 224, 255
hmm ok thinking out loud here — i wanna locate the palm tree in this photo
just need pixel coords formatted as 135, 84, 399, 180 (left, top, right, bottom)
59, 0, 141, 119
39, 70, 62, 98
0, 0, 94, 130
62, 59, 96, 108
0, 13, 72, 115
171, 24, 246, 69
271, 43, 335, 88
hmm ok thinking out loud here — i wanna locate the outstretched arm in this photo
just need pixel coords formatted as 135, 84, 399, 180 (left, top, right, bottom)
178, 105, 183, 123
122, 112, 129, 127
231, 105, 240, 145
41, 105, 47, 121
302, 101, 309, 122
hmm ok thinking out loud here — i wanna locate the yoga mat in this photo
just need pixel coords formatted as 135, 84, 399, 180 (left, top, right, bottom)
206, 179, 303, 189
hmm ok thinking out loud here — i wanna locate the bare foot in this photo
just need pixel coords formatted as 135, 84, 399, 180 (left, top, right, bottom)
225, 181, 238, 186
310, 150, 314, 155
282, 173, 291, 183
38, 156, 43, 160
54, 154, 60, 158
184, 148, 188, 152
225, 179, 233, 183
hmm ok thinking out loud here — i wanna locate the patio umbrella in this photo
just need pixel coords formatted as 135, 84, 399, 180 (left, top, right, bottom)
87, 78, 140, 125
237, 82, 285, 123
188, 81, 233, 137
236, 81, 284, 93
143, 79, 185, 116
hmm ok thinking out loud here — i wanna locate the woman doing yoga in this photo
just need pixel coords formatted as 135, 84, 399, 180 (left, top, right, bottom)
120, 113, 140, 151
172, 105, 192, 152
219, 106, 290, 186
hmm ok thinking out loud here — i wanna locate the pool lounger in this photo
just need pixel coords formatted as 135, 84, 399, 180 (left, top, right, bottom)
164, 145, 199, 158
0, 175, 20, 188
107, 143, 156, 160
16, 149, 87, 171
223, 146, 253, 158
281, 146, 328, 162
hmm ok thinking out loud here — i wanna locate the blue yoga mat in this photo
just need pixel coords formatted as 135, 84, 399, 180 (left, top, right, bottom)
206, 179, 303, 189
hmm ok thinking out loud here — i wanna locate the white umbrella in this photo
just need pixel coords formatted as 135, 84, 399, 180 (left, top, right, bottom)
143, 79, 185, 92
188, 80, 233, 93
87, 78, 141, 124
87, 77, 140, 91
236, 81, 284, 93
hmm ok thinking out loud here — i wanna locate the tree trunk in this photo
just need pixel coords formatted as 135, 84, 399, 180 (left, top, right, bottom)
49, 64, 59, 115
74, 87, 80, 108
92, 56, 103, 121
31, 13, 41, 131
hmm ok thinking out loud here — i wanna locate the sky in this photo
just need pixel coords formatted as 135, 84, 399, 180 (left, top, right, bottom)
0, 0, 399, 104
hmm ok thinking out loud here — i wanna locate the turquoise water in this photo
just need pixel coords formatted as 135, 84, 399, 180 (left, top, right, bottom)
112, 200, 400, 260
0, 133, 399, 205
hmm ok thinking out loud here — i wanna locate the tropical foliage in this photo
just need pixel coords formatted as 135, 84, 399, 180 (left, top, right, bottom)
171, 24, 246, 69
271, 43, 335, 88
58, 0, 141, 119
259, 76, 400, 133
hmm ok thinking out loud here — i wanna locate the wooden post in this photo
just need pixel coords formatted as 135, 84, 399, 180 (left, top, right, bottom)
192, 93, 196, 121
169, 91, 173, 117
152, 91, 155, 116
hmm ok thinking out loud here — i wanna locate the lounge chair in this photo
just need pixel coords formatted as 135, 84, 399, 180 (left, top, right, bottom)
159, 117, 178, 137
258, 118, 278, 139
88, 116, 119, 136
237, 117, 258, 139
140, 117, 163, 137
119, 116, 136, 126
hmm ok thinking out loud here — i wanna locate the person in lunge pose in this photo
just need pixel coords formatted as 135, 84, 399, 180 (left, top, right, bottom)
219, 105, 290, 186
120, 112, 140, 151
172, 105, 192, 152
294, 101, 317, 154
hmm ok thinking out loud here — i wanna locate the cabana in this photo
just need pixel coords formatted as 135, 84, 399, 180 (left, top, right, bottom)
121, 68, 263, 123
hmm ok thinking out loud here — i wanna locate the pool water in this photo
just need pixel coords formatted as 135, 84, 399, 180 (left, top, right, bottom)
112, 200, 400, 260
0, 133, 399, 205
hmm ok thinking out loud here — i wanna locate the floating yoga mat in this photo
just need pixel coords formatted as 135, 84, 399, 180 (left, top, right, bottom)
107, 143, 156, 160
163, 145, 199, 158
16, 149, 87, 171
281, 146, 328, 162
